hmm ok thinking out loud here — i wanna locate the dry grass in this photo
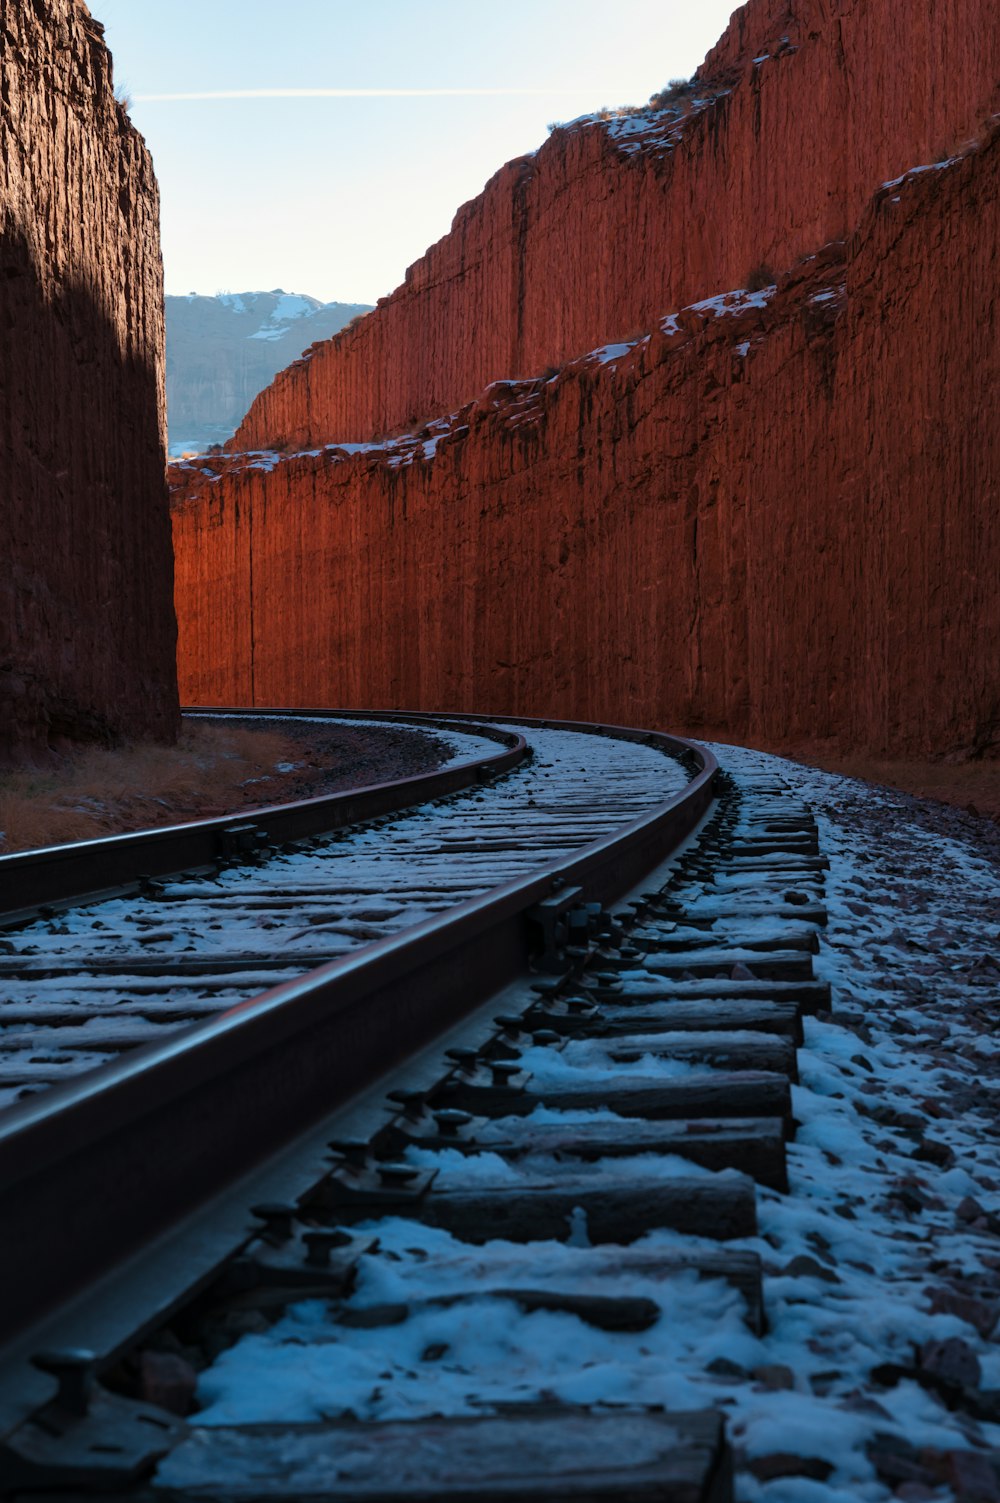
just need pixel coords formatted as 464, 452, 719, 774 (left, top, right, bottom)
0, 724, 302, 854
786, 752, 1000, 821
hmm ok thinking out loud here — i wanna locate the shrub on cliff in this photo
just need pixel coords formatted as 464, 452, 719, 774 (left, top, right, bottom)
648, 78, 695, 110
561, 77, 697, 131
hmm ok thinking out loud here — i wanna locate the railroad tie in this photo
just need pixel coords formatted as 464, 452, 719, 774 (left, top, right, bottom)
0, 736, 834, 1503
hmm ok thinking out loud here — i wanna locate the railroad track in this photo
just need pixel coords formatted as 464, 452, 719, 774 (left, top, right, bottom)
0, 712, 691, 1110
0, 712, 831, 1501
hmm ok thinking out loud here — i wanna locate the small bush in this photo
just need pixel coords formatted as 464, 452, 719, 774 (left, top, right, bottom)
548, 106, 612, 133
549, 76, 701, 133
648, 77, 695, 110
114, 82, 132, 112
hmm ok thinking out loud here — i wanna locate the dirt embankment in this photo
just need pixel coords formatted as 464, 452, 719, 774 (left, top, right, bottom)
0, 718, 455, 854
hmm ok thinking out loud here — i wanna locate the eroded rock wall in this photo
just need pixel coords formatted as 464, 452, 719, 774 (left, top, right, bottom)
0, 0, 178, 759
232, 0, 1000, 453
172, 133, 1000, 758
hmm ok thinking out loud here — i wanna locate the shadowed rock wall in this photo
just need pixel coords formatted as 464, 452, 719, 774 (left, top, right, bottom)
231, 0, 1000, 453
0, 0, 178, 760
172, 133, 1000, 758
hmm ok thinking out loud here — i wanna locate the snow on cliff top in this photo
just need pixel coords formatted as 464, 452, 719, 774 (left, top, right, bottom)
553, 85, 732, 159
169, 275, 826, 485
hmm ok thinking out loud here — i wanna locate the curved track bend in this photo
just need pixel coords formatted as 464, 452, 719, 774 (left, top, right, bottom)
0, 714, 831, 1503
0, 714, 688, 1109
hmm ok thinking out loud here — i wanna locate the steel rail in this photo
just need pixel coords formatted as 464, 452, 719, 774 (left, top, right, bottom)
0, 714, 526, 917
0, 718, 718, 1353
186, 704, 709, 750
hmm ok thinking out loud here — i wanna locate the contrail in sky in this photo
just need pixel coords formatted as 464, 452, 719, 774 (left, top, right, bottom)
135, 87, 615, 102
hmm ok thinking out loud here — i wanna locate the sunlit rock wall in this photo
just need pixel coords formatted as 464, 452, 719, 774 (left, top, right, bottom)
231, 0, 1000, 453
172, 133, 1000, 758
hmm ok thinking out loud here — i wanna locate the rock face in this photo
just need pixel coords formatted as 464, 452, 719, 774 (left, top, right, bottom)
1, 0, 178, 759
165, 292, 372, 455
171, 0, 1000, 760
232, 0, 1000, 452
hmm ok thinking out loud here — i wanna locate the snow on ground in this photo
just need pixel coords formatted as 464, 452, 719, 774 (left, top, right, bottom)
592, 341, 636, 364
716, 745, 1000, 1499
187, 744, 1000, 1501
687, 286, 777, 318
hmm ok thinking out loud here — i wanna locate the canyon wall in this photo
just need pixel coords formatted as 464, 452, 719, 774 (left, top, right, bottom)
0, 0, 178, 759
232, 0, 1000, 452
172, 131, 1000, 758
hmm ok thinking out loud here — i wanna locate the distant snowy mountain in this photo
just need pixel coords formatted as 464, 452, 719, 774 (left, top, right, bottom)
165, 290, 372, 455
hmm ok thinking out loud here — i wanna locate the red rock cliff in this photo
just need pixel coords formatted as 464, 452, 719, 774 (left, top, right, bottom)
232, 0, 1000, 452
1, 0, 178, 759
172, 128, 1000, 759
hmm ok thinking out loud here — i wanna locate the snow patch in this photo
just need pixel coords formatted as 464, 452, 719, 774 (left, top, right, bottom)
882, 158, 958, 190
185, 743, 1000, 1497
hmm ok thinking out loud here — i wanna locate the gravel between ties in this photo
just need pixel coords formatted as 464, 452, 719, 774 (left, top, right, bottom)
185, 744, 1000, 1503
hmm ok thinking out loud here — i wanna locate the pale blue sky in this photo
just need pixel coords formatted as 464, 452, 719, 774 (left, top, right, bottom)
98, 0, 738, 305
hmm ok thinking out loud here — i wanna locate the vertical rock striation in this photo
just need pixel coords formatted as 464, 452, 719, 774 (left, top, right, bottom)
171, 129, 1000, 759
231, 0, 1000, 452
0, 0, 178, 760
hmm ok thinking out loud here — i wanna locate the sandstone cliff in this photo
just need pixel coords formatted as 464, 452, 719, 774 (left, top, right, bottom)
231, 0, 1000, 453
1, 0, 178, 760
171, 126, 1000, 759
